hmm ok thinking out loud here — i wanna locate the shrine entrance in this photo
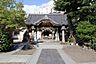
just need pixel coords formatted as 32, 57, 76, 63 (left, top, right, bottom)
42, 30, 52, 36
42, 29, 52, 39
27, 14, 67, 43
35, 18, 57, 40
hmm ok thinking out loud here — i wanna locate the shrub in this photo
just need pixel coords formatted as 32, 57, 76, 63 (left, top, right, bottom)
0, 31, 11, 52
76, 21, 96, 43
90, 44, 96, 51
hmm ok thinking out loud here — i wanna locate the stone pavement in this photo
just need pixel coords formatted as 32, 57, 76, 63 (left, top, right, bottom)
37, 49, 65, 64
0, 40, 96, 64
26, 42, 66, 64
0, 41, 68, 64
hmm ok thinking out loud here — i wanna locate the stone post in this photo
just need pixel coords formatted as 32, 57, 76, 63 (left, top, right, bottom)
61, 26, 65, 43
55, 31, 59, 41
52, 31, 55, 39
37, 31, 42, 39
31, 26, 35, 35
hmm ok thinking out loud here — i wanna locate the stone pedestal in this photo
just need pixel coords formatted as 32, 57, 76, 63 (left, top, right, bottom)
32, 30, 34, 35
37, 31, 41, 39
55, 31, 59, 41
62, 30, 65, 43
52, 31, 55, 39
31, 26, 35, 37
61, 26, 65, 43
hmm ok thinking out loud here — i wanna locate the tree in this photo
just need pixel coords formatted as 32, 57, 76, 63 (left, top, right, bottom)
54, 0, 84, 42
0, 0, 26, 30
15, 2, 26, 27
0, 0, 26, 51
54, 0, 96, 43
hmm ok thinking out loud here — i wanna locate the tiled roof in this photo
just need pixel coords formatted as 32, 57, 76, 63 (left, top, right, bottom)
25, 14, 68, 26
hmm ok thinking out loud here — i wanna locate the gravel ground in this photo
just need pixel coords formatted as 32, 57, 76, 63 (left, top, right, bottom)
13, 48, 36, 55
63, 45, 96, 63
0, 62, 26, 64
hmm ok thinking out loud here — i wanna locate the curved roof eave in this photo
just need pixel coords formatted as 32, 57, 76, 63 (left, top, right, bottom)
33, 15, 59, 25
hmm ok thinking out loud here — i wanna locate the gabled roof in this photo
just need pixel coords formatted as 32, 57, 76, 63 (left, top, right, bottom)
25, 13, 68, 26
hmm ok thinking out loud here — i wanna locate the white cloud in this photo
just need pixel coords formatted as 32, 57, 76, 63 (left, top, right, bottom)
23, 0, 55, 15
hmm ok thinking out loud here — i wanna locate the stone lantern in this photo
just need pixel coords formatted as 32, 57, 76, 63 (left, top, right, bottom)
31, 26, 35, 35
61, 26, 65, 43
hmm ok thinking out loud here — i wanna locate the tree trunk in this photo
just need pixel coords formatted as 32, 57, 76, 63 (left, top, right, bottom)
67, 15, 76, 44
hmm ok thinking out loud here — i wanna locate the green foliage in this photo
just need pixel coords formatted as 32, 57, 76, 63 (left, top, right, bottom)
0, 0, 26, 51
0, 31, 11, 51
54, 0, 96, 41
68, 37, 74, 42
90, 44, 96, 50
54, 0, 96, 25
0, 0, 26, 29
76, 21, 96, 42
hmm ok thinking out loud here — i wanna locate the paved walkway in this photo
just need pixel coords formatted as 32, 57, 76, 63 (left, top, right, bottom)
0, 41, 65, 64
26, 42, 66, 64
37, 49, 65, 64
0, 40, 96, 64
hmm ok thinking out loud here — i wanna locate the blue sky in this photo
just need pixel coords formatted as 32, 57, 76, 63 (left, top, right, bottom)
16, 0, 54, 14
16, 0, 50, 5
